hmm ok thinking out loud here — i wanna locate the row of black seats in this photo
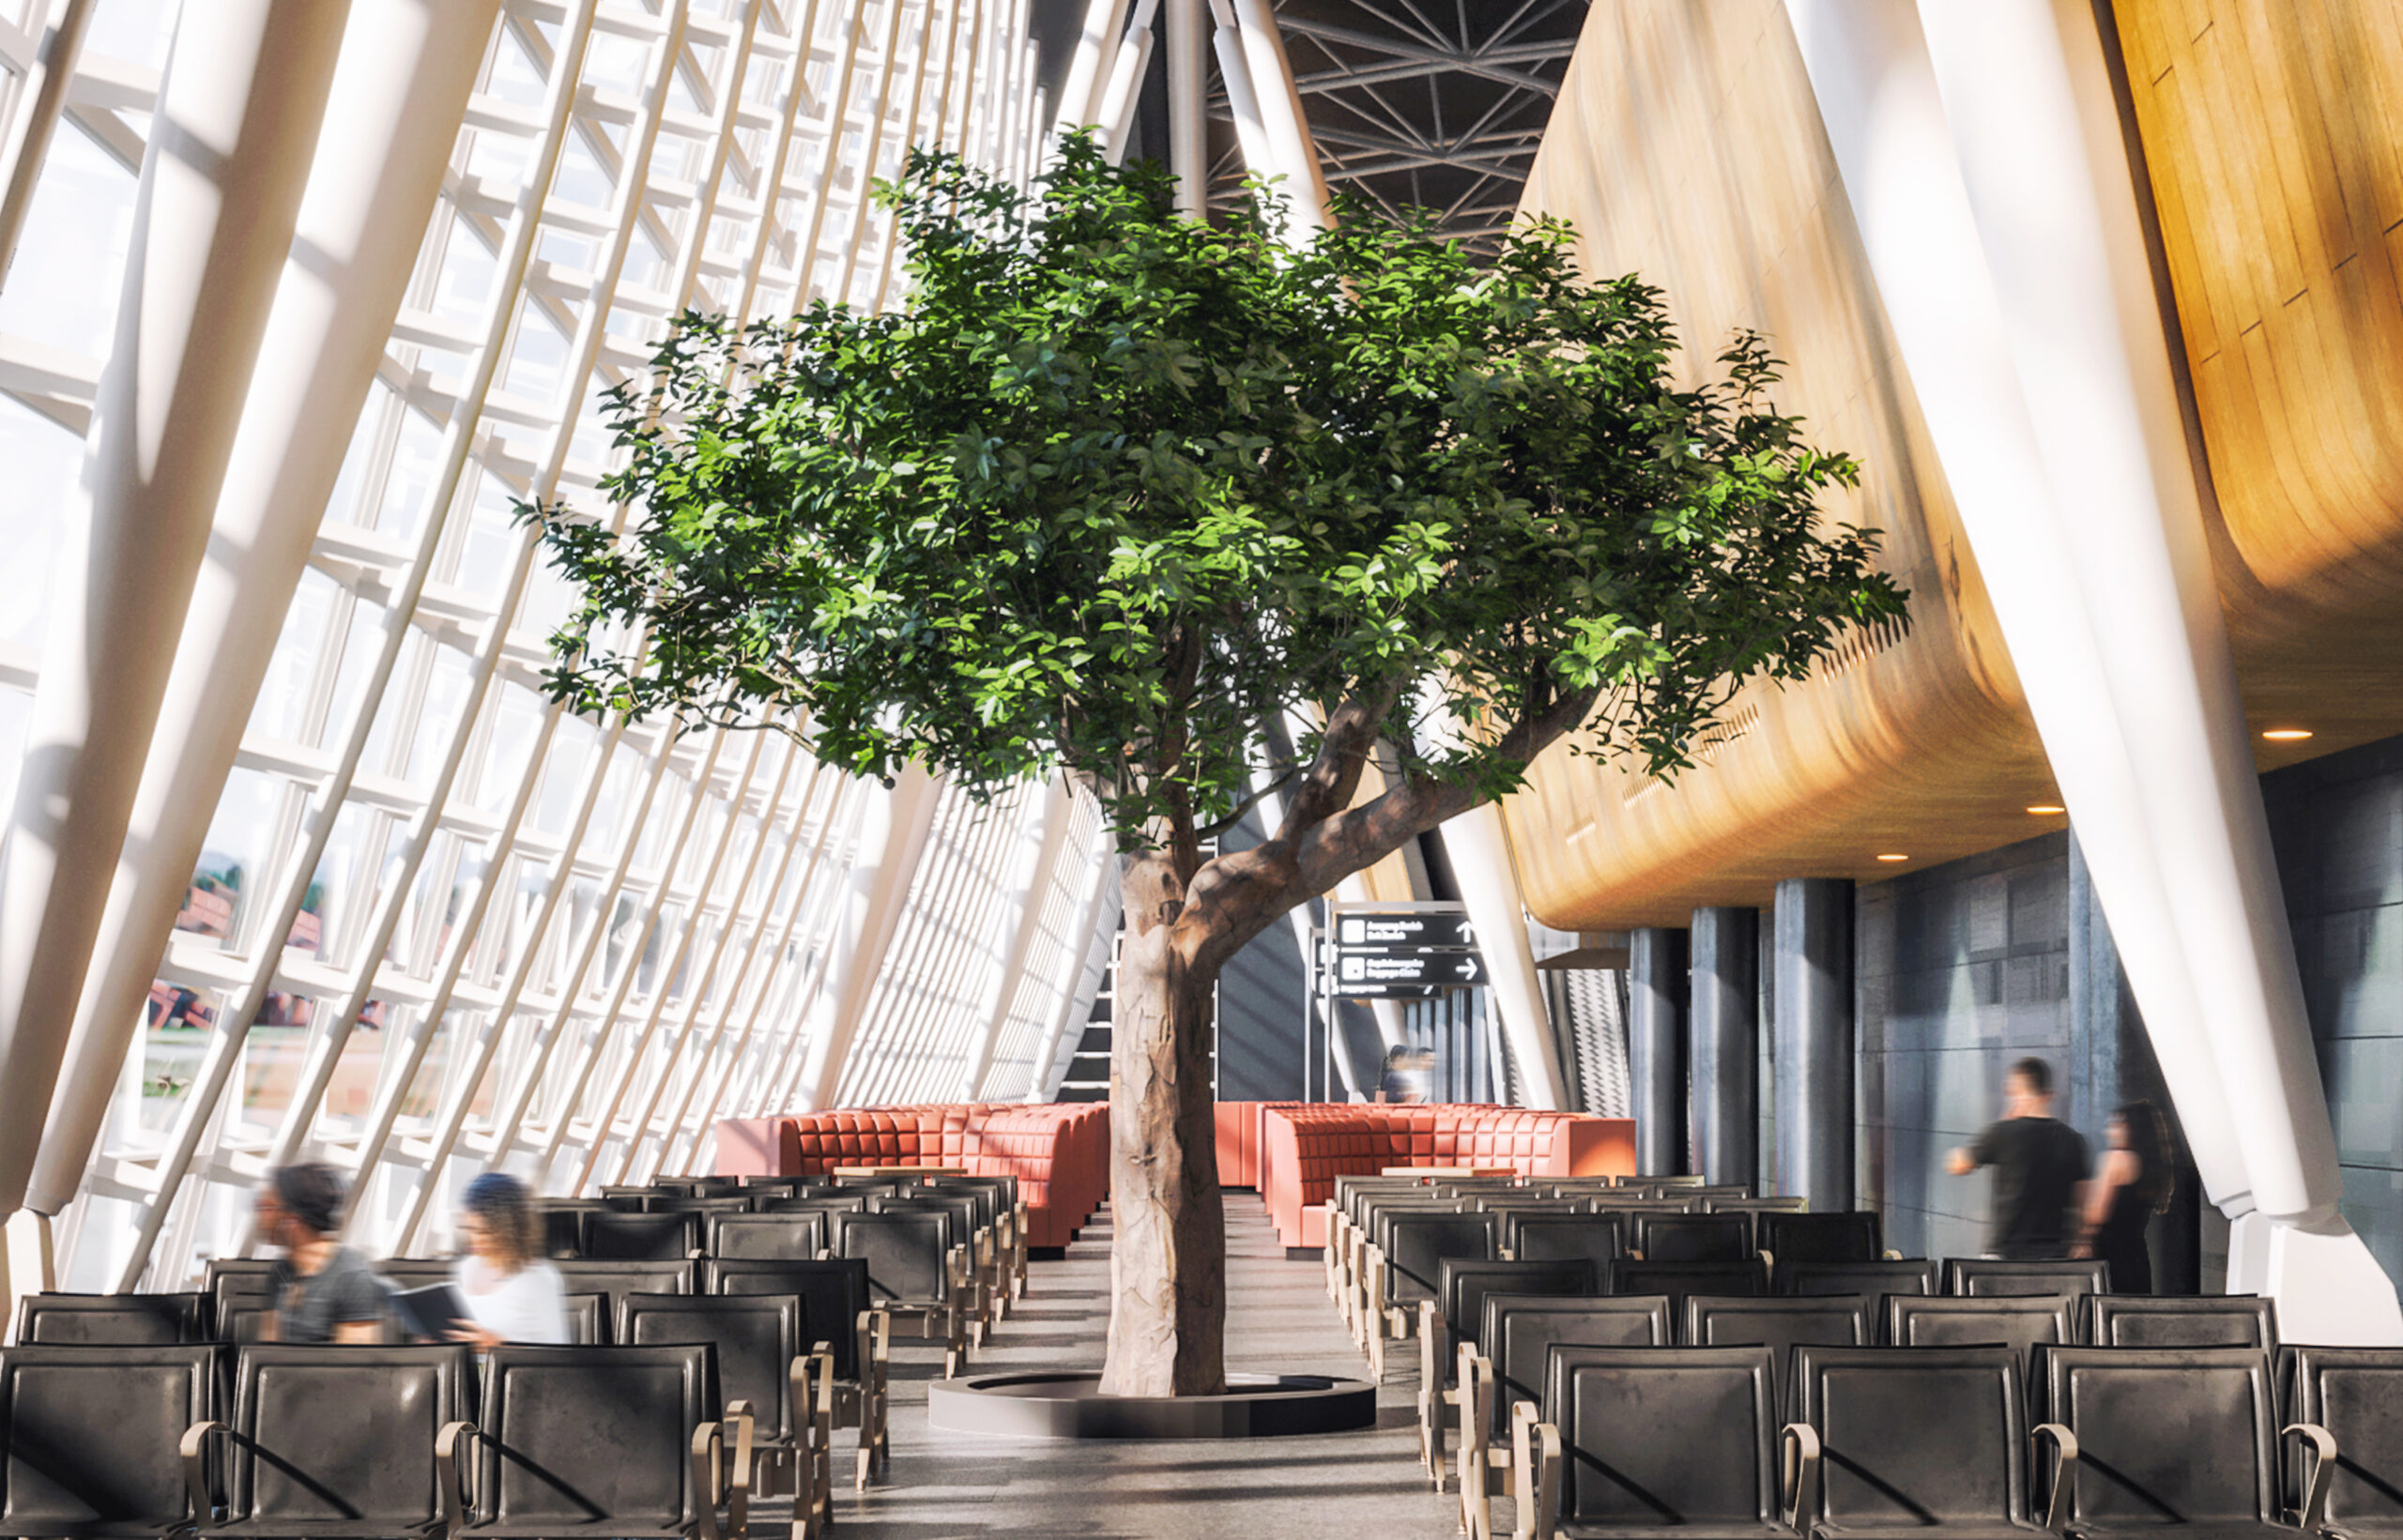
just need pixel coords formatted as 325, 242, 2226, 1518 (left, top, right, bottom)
1480, 1341, 2398, 1540
0, 1337, 830, 1540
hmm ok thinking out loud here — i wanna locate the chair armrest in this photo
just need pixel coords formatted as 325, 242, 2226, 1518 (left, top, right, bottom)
1366, 1243, 1388, 1328
1883, 1248, 1902, 1260
1518, 1411, 1560, 1540
1759, 1248, 1775, 1269
179, 1419, 228, 1525
436, 1420, 480, 1540
691, 1420, 730, 1540
2285, 1422, 2337, 1532
2031, 1422, 2077, 1534
1780, 1422, 1822, 1532
1419, 1299, 1444, 1389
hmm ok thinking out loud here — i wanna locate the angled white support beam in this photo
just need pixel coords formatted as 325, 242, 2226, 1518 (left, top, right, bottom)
0, 0, 99, 282
23, 0, 502, 1221
0, 0, 351, 1217
1027, 816, 1119, 1102
1786, 0, 2401, 1341
961, 775, 1075, 1099
1054, 0, 1129, 135
791, 762, 944, 1111
1439, 803, 1566, 1109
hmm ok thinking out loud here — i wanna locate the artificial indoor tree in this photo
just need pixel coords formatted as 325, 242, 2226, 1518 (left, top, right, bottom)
525, 137, 1907, 1397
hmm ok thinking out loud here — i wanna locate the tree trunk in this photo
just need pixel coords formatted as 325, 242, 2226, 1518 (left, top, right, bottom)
1098, 852, 1228, 1396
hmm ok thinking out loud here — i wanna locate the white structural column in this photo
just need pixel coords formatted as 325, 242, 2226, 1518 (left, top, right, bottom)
1163, 0, 1205, 215
791, 763, 946, 1110
0, 1, 350, 1214
0, 0, 99, 280
1441, 804, 1567, 1109
1785, 0, 2401, 1339
23, 0, 500, 1222
959, 776, 1074, 1098
1054, 0, 1129, 135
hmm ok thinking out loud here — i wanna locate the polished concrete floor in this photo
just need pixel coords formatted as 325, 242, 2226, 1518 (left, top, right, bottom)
829, 1191, 1473, 1538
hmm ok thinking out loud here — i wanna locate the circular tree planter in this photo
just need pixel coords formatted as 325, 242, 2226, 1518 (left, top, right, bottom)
926, 1371, 1377, 1440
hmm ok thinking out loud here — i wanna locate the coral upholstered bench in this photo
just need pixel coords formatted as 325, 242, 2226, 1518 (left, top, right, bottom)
1257, 1105, 1635, 1251
713, 1104, 1108, 1253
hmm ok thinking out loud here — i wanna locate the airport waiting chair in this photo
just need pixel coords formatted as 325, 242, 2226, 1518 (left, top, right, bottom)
1608, 1258, 1767, 1317
1945, 1258, 2110, 1298
13, 1293, 211, 1345
872, 1192, 997, 1340
551, 1259, 696, 1319
564, 1293, 607, 1345
1709, 1195, 1812, 1217
1776, 1258, 1940, 1321
1516, 1343, 1790, 1540
584, 1212, 704, 1262
1346, 1197, 1475, 1349
600, 1186, 664, 1211
1460, 1295, 1672, 1534
1755, 1212, 1882, 1269
831, 1212, 967, 1376
620, 1294, 830, 1538
706, 1213, 830, 1262
1365, 1212, 1502, 1382
1478, 1197, 1592, 1219
1683, 1295, 1869, 1395
647, 1198, 753, 1219
2088, 1294, 2276, 1350
930, 1178, 1027, 1303
1630, 1213, 1753, 1264
532, 1200, 610, 1259
183, 1343, 472, 1540
0, 1342, 221, 1539
203, 1261, 279, 1328
1652, 1175, 1709, 1189
2284, 1345, 2403, 1538
219, 1307, 272, 1345
2037, 1347, 2286, 1540
705, 1258, 887, 1489
1419, 1258, 1599, 1487
1508, 1215, 1626, 1273
756, 1196, 865, 1218
1887, 1294, 2080, 1389
1782, 1343, 2043, 1540
437, 1344, 738, 1540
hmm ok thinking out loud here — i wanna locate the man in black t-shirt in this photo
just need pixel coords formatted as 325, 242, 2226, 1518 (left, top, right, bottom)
1948, 1057, 2091, 1259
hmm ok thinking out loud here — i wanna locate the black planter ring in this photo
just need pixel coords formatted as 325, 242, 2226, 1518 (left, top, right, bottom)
926, 1370, 1378, 1440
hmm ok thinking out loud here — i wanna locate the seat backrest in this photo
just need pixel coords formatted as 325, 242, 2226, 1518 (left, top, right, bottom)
1609, 1259, 1766, 1316
1633, 1213, 1753, 1263
1477, 1197, 1590, 1218
551, 1258, 696, 1316
1707, 1196, 1809, 1216
1683, 1295, 1867, 1380
582, 1211, 702, 1261
1437, 1258, 1599, 1342
376, 1258, 455, 1292
2288, 1346, 2403, 1534
706, 1212, 828, 1260
1888, 1295, 2078, 1382
477, 1345, 716, 1531
2089, 1295, 2275, 1350
619, 1293, 805, 1442
833, 1212, 953, 1304
1486, 1296, 1671, 1434
228, 1344, 472, 1527
758, 1194, 867, 1216
646, 1197, 752, 1215
1545, 1345, 1779, 1526
1361, 1196, 1472, 1248
1383, 1212, 1502, 1304
1775, 1258, 1939, 1311
563, 1293, 608, 1345
872, 1191, 982, 1244
1791, 1343, 2029, 1529
222, 1304, 273, 1344
705, 1258, 870, 1381
0, 1343, 219, 1532
2043, 1346, 2278, 1526
532, 1201, 605, 1259
1510, 1215, 1625, 1271
1757, 1212, 1879, 1265
14, 1292, 209, 1344
1945, 1258, 2110, 1297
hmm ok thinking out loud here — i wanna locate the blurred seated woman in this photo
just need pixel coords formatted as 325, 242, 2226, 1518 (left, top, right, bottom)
452, 1171, 569, 1346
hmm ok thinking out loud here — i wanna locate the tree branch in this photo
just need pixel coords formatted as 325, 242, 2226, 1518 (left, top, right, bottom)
1192, 759, 1305, 843
1274, 678, 1402, 845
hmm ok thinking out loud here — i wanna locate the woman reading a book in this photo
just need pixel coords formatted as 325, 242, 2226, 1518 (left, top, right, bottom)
451, 1171, 570, 1346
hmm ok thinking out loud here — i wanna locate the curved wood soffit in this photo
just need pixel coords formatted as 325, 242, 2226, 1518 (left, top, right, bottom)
1500, 0, 2403, 930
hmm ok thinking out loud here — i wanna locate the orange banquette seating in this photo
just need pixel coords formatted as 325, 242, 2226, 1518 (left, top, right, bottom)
1258, 1104, 1636, 1249
714, 1103, 1109, 1249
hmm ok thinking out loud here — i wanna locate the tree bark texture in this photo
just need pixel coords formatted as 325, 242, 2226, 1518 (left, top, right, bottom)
1099, 851, 1228, 1397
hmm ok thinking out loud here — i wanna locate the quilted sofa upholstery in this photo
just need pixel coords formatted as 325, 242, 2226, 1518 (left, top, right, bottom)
1259, 1104, 1635, 1248
714, 1103, 1109, 1248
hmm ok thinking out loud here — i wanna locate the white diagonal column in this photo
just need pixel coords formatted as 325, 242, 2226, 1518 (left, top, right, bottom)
960, 775, 1074, 1099
1785, 0, 2401, 1339
23, 0, 500, 1222
0, 0, 349, 1213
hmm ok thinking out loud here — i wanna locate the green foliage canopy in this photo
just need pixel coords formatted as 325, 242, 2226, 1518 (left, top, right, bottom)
528, 137, 1906, 861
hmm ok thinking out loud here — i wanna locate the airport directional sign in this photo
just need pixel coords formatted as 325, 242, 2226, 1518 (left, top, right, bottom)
1332, 912, 1477, 952
1323, 945, 1488, 997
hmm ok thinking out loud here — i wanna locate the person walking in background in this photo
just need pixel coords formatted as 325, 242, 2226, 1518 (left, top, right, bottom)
256, 1163, 389, 1344
451, 1171, 570, 1347
2075, 1100, 2175, 1293
1947, 1056, 2092, 1259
